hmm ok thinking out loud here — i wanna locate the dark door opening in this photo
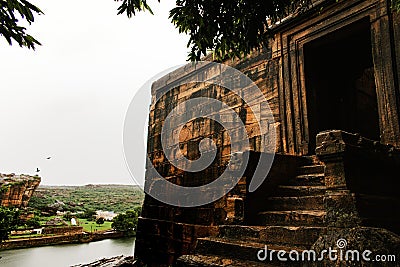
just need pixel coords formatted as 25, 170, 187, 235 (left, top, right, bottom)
304, 18, 380, 154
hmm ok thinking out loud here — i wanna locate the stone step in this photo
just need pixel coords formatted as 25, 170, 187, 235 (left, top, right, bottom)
265, 196, 324, 211
288, 173, 325, 186
257, 210, 326, 226
195, 237, 304, 264
219, 225, 325, 247
272, 185, 326, 197
176, 254, 282, 267
296, 165, 325, 175
218, 225, 265, 240
303, 155, 322, 165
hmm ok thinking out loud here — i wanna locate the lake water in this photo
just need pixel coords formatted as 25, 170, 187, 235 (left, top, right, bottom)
0, 238, 135, 267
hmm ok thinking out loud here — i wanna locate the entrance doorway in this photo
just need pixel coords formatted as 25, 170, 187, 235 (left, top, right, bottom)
304, 18, 380, 153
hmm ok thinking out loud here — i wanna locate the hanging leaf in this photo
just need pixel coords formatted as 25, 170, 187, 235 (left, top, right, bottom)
0, 0, 43, 49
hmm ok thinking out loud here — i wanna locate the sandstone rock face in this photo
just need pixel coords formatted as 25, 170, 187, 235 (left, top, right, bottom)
0, 173, 41, 207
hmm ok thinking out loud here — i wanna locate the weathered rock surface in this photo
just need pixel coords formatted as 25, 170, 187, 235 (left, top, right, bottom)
311, 227, 400, 267
71, 255, 136, 267
0, 173, 41, 207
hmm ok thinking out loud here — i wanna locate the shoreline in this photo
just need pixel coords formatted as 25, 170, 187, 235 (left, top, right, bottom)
0, 231, 125, 251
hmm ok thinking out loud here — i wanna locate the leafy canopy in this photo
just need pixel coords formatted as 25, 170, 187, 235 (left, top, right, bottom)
111, 207, 141, 236
0, 206, 20, 243
114, 0, 400, 61
115, 0, 314, 60
96, 217, 105, 225
2, 0, 400, 59
0, 0, 43, 49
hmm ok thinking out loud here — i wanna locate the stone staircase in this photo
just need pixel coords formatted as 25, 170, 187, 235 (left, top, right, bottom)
176, 156, 327, 266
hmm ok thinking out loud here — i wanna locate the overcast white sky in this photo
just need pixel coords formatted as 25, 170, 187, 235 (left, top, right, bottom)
0, 0, 189, 185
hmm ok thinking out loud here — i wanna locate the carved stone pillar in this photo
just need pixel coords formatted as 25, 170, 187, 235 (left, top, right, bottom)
316, 130, 361, 228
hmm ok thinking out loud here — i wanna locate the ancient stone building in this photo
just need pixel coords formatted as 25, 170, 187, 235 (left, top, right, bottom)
134, 0, 400, 266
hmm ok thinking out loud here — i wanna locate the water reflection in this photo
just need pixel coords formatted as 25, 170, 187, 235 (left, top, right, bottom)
0, 237, 135, 267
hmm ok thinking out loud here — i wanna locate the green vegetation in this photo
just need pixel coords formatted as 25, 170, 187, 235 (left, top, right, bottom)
25, 217, 41, 228
81, 209, 96, 220
115, 0, 400, 61
4, 0, 400, 60
96, 217, 105, 225
29, 184, 144, 214
79, 219, 112, 232
0, 206, 20, 243
393, 0, 400, 10
0, 184, 9, 194
0, 0, 43, 49
111, 207, 141, 236
21, 184, 144, 236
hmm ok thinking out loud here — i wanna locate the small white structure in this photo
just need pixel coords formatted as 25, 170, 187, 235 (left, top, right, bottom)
32, 228, 43, 235
71, 218, 77, 226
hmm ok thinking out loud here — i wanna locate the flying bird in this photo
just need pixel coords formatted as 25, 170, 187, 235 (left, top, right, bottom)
46, 157, 51, 160
36, 168, 40, 173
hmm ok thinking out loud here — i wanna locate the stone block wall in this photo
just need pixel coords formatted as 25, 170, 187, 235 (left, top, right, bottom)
42, 226, 83, 235
137, 55, 281, 265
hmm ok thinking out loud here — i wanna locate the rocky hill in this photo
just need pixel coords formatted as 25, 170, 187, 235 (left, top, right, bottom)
0, 173, 41, 207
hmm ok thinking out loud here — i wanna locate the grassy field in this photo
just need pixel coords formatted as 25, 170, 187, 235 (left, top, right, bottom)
77, 219, 113, 232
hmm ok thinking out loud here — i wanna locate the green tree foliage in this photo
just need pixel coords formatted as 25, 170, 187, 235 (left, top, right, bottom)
0, 184, 9, 195
80, 209, 96, 221
111, 207, 141, 236
0, 206, 20, 243
115, 0, 313, 60
0, 0, 43, 49
393, 0, 400, 10
3, 0, 400, 56
63, 211, 73, 221
115, 0, 400, 61
96, 217, 105, 225
169, 0, 314, 61
25, 216, 41, 228
114, 0, 155, 18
